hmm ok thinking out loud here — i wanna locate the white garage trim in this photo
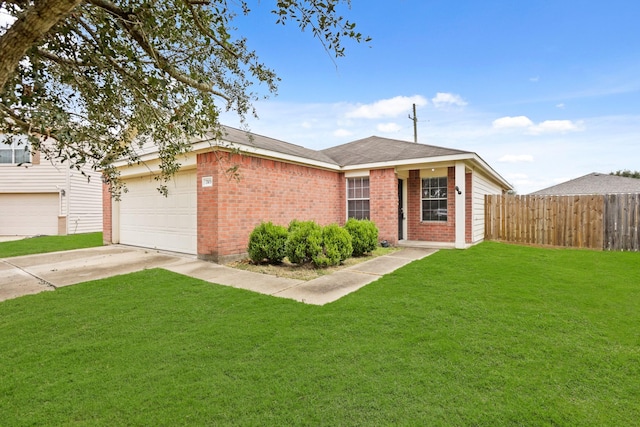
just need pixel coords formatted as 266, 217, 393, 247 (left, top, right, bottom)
118, 170, 197, 254
0, 193, 60, 236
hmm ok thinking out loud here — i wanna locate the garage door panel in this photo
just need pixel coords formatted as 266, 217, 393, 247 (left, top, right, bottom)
119, 171, 197, 254
0, 193, 59, 235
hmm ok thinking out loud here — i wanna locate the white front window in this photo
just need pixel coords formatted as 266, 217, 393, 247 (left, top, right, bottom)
347, 177, 370, 220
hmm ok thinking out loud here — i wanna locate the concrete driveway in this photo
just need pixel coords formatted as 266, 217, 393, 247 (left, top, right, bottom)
1, 245, 437, 305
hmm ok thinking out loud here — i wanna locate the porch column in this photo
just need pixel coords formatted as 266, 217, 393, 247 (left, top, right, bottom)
455, 161, 466, 248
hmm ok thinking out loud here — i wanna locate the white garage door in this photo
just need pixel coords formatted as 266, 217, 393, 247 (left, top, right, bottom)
119, 170, 197, 254
0, 193, 59, 235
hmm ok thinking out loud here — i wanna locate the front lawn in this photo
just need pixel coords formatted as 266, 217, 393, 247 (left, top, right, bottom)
0, 242, 638, 425
0, 232, 103, 258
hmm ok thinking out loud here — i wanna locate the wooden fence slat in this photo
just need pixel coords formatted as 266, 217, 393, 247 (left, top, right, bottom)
484, 193, 640, 251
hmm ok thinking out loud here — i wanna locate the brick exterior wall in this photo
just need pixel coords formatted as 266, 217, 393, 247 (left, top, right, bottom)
197, 151, 345, 262
407, 167, 456, 242
104, 149, 475, 258
369, 168, 399, 245
102, 181, 112, 245
197, 152, 221, 260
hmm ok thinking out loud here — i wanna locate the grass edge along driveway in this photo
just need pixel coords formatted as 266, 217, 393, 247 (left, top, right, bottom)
1, 242, 638, 425
0, 232, 103, 258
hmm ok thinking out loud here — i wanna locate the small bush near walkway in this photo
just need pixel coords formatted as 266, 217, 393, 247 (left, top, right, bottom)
248, 219, 376, 268
247, 222, 289, 264
344, 218, 378, 256
312, 224, 353, 268
285, 220, 323, 265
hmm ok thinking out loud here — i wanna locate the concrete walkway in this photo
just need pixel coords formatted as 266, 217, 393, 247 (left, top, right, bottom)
0, 245, 437, 305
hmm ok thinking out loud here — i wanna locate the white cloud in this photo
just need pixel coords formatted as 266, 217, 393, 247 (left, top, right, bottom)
498, 154, 534, 163
333, 128, 353, 137
492, 116, 534, 129
531, 120, 583, 134
492, 116, 583, 135
346, 95, 427, 119
556, 103, 565, 109
376, 122, 402, 133
431, 92, 467, 108
529, 76, 540, 82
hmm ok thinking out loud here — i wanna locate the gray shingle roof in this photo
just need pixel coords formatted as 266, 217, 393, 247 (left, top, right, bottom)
320, 136, 470, 166
219, 126, 339, 165
529, 172, 640, 195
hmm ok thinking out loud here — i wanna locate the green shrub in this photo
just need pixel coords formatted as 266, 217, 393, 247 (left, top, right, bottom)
285, 221, 323, 264
247, 222, 289, 264
344, 218, 379, 256
287, 219, 303, 233
312, 224, 353, 268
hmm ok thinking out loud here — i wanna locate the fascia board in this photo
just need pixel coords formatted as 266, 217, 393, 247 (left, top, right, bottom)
117, 154, 197, 178
190, 139, 341, 171
340, 153, 477, 172
113, 138, 339, 171
344, 153, 513, 190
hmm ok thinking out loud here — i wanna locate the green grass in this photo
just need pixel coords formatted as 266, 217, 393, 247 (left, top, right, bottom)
0, 232, 103, 258
1, 242, 638, 425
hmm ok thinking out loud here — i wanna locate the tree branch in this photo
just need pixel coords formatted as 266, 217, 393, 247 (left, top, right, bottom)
0, 102, 32, 132
0, 0, 83, 91
88, 0, 231, 102
35, 48, 88, 67
181, 0, 240, 61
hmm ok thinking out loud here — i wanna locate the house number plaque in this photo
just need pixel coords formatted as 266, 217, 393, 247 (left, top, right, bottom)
202, 176, 213, 187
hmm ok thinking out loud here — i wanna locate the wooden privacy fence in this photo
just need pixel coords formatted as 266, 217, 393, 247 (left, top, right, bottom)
485, 194, 640, 251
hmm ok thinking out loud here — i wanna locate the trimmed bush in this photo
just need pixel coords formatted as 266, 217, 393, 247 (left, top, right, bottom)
247, 222, 288, 264
312, 224, 353, 268
344, 218, 379, 256
285, 220, 323, 264
287, 219, 303, 233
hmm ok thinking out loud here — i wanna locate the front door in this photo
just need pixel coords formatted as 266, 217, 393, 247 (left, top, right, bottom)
398, 179, 404, 240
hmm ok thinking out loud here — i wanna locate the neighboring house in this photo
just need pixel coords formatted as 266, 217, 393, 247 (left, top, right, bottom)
103, 126, 512, 262
0, 135, 103, 236
529, 172, 640, 196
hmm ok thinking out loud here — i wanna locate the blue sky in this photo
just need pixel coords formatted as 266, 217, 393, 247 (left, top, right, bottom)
220, 0, 640, 194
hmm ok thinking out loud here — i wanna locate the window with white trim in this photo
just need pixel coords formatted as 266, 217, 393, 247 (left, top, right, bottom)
0, 139, 31, 164
347, 177, 370, 220
422, 177, 447, 221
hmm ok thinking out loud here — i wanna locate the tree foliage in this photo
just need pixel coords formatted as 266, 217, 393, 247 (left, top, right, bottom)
610, 170, 640, 179
0, 0, 368, 195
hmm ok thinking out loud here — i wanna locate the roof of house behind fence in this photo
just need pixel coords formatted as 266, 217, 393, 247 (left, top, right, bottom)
529, 172, 640, 195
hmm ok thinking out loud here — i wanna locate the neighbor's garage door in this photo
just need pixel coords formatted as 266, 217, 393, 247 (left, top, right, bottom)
119, 170, 197, 254
0, 193, 59, 235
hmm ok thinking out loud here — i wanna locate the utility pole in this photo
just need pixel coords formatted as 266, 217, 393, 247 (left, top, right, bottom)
408, 103, 418, 143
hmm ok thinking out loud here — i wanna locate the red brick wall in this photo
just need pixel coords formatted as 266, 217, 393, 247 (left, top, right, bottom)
407, 167, 456, 242
197, 151, 345, 261
197, 152, 221, 260
102, 181, 112, 244
369, 168, 398, 245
